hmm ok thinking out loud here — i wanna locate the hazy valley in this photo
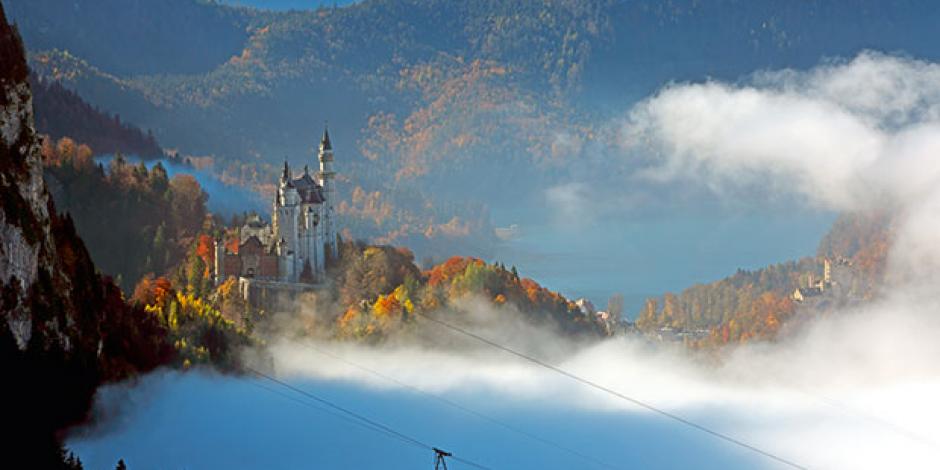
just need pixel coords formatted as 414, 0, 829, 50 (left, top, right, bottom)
3, 1, 940, 469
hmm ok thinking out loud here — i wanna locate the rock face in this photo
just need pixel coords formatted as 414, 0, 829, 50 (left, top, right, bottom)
0, 4, 172, 464
0, 3, 50, 349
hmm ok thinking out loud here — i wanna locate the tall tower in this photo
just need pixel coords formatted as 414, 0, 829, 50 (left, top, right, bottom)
213, 236, 225, 286
318, 126, 338, 260
275, 160, 300, 281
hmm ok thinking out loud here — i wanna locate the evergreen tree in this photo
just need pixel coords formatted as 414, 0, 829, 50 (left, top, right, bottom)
152, 223, 167, 271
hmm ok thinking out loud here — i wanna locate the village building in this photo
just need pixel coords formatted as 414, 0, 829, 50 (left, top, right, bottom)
792, 258, 833, 302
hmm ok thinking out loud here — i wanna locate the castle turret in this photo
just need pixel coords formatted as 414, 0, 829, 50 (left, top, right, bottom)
213, 235, 226, 286
317, 126, 339, 260
281, 160, 290, 184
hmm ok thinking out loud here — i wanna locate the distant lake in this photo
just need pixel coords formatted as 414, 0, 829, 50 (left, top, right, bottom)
490, 209, 835, 317
94, 155, 267, 217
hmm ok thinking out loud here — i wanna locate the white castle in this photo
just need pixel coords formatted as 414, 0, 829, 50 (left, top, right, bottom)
213, 127, 338, 286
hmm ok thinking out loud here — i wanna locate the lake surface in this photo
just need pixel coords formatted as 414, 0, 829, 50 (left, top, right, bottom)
94, 156, 268, 217
490, 210, 835, 317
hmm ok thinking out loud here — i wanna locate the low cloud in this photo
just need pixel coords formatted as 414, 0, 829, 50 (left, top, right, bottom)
262, 311, 940, 470
622, 52, 940, 288
608, 50, 940, 468
624, 51, 940, 215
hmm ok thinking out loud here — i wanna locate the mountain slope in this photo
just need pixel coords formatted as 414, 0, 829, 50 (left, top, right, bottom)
5, 0, 250, 75
0, 5, 172, 464
31, 74, 163, 157
17, 0, 940, 183
12, 0, 940, 257
636, 211, 892, 347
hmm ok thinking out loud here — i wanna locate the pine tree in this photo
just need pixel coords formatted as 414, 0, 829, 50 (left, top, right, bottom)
151, 223, 167, 264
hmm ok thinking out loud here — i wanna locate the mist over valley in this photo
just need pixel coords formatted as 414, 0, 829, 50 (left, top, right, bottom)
3, 1, 940, 469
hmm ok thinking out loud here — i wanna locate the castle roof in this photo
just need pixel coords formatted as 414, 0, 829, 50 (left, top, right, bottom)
245, 217, 266, 229
320, 127, 332, 151
240, 235, 264, 250
294, 172, 317, 188
292, 173, 324, 204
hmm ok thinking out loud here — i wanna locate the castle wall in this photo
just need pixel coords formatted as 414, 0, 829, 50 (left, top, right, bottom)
222, 255, 241, 280
259, 255, 278, 278
239, 277, 323, 311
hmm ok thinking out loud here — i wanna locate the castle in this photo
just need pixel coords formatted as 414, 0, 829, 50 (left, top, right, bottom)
212, 127, 338, 290
792, 258, 834, 302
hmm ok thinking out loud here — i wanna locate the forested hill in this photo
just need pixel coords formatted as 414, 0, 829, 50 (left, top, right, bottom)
31, 75, 163, 158
6, 0, 250, 76
636, 212, 893, 347
7, 0, 940, 257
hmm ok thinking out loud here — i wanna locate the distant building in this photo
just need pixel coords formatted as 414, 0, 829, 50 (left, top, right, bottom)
792, 258, 833, 302
792, 286, 822, 302
575, 298, 597, 316
211, 127, 340, 306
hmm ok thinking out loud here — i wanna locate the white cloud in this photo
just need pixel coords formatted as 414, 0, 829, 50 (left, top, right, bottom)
623, 51, 940, 293
263, 325, 940, 470
624, 51, 940, 216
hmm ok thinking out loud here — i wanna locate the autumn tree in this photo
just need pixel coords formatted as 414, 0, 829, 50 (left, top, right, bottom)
43, 147, 209, 292
170, 174, 208, 237
56, 136, 76, 163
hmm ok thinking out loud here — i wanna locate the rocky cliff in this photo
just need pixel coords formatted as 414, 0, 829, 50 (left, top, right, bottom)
0, 3, 172, 465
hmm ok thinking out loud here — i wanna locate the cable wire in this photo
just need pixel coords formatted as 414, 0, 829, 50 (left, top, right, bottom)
414, 311, 810, 470
295, 341, 624, 470
245, 378, 424, 449
246, 365, 494, 469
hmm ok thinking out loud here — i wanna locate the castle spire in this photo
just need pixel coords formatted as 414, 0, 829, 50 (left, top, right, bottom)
320, 124, 332, 151
317, 122, 338, 262
282, 160, 290, 181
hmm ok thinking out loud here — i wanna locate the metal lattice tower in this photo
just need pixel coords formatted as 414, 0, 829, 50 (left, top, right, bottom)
433, 448, 452, 470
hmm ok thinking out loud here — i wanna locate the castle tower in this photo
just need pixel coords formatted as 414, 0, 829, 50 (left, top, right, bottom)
317, 126, 338, 261
823, 258, 832, 285
213, 236, 225, 286
274, 160, 301, 282
303, 205, 319, 281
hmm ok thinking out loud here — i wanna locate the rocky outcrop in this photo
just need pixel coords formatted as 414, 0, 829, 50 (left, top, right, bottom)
0, 4, 172, 464
0, 4, 58, 352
